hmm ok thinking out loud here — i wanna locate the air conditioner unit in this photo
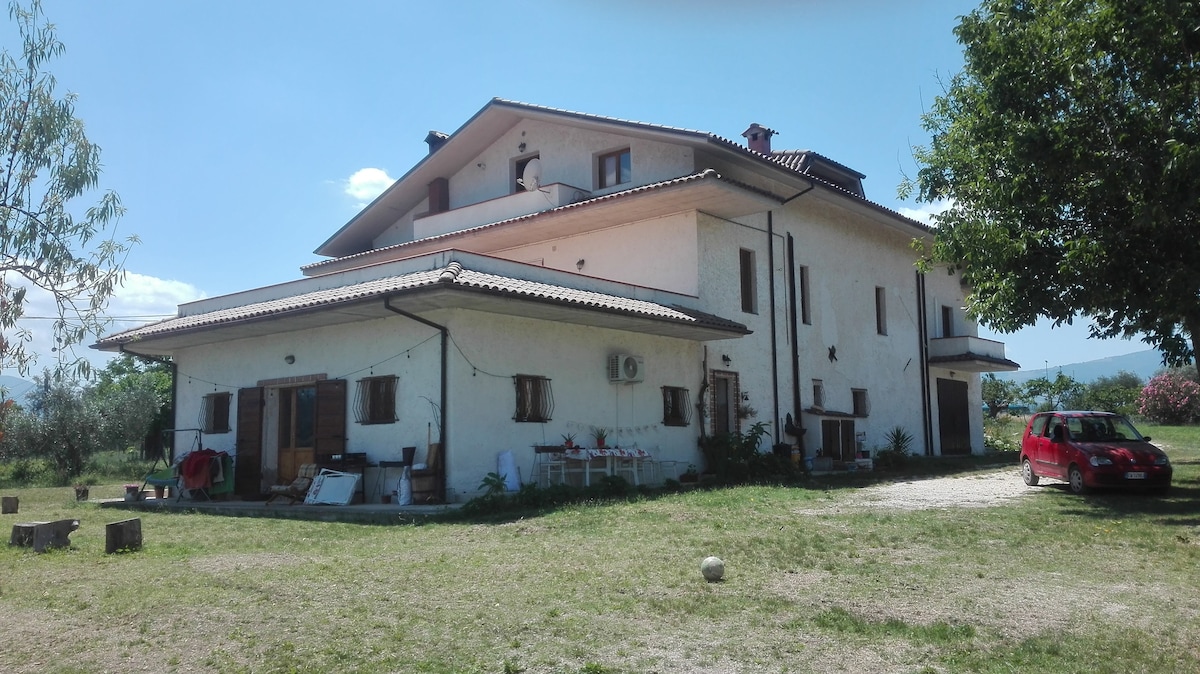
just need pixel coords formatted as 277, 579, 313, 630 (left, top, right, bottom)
607, 354, 644, 383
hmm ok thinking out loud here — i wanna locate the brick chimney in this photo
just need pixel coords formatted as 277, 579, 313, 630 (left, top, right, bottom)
741, 123, 776, 154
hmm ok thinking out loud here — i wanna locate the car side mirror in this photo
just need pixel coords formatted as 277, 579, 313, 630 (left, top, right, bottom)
1142, 436, 1151, 442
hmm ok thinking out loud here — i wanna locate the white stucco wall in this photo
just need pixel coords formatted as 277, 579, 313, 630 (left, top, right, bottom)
169, 304, 715, 502
498, 212, 701, 296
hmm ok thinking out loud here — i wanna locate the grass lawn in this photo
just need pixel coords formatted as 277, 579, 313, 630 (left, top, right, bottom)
2, 429, 1199, 674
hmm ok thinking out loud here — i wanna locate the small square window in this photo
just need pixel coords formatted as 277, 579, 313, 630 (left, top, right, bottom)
598, 148, 630, 188
852, 389, 870, 417
514, 375, 554, 423
200, 392, 231, 434
355, 375, 397, 424
812, 379, 825, 410
662, 386, 692, 427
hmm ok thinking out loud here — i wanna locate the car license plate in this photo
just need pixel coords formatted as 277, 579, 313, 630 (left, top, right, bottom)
1125, 472, 1146, 479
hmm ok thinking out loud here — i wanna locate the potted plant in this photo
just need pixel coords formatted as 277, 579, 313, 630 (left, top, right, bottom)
123, 484, 142, 502
561, 432, 576, 449
590, 426, 610, 449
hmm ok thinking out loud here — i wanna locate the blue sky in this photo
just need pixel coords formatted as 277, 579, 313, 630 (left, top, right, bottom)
8, 0, 1149, 375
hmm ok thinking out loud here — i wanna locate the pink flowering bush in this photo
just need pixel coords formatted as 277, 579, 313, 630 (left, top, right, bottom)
1138, 371, 1200, 425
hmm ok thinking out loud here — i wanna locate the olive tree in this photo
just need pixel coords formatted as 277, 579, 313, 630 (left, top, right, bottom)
1, 0, 135, 378
905, 0, 1200, 366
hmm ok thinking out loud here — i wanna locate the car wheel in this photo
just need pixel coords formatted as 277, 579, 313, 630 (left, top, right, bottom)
1068, 465, 1089, 495
1021, 458, 1039, 486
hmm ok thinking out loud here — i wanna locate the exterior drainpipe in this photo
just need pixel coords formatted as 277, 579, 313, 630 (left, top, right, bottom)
767, 211, 780, 441
118, 344, 177, 461
786, 233, 804, 453
384, 297, 449, 500
777, 182, 816, 453
916, 271, 934, 455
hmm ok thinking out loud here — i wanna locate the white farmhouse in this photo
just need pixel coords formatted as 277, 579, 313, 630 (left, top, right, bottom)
95, 99, 1018, 503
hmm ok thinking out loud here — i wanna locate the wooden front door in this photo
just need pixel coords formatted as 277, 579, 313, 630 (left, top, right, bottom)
277, 385, 317, 482
937, 378, 971, 455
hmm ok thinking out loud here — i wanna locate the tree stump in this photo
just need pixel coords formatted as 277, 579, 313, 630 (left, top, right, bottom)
1, 496, 17, 514
11, 519, 80, 552
105, 518, 142, 554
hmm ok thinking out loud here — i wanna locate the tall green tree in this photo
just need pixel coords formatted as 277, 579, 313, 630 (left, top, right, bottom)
0, 0, 135, 378
904, 0, 1200, 365
1023, 370, 1083, 412
981, 373, 1023, 418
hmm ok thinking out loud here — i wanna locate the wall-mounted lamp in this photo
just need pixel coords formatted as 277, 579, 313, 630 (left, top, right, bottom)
284, 355, 295, 365
576, 258, 585, 270
518, 142, 527, 153
721, 354, 732, 366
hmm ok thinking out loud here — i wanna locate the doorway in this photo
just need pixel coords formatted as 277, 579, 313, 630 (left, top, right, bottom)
937, 378, 971, 455
710, 370, 739, 436
277, 385, 317, 482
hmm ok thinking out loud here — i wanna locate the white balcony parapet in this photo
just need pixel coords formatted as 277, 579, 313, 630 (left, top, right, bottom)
928, 336, 1019, 372
414, 182, 592, 241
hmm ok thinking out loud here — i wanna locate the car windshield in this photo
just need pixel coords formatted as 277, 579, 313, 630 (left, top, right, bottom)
1067, 415, 1144, 442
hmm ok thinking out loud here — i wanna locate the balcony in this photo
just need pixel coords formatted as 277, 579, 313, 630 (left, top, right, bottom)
413, 182, 591, 240
927, 336, 1020, 372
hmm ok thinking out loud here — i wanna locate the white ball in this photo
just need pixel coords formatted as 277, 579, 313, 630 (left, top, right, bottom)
700, 556, 725, 582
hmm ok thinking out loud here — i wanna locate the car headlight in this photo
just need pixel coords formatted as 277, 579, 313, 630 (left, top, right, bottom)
1089, 455, 1113, 467
1154, 455, 1170, 466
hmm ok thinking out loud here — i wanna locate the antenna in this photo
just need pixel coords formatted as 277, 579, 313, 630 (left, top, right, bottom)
518, 157, 541, 192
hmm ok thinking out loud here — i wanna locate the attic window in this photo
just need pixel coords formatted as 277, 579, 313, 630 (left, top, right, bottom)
598, 148, 630, 189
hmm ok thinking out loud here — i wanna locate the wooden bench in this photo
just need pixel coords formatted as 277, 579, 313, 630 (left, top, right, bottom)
10, 519, 80, 553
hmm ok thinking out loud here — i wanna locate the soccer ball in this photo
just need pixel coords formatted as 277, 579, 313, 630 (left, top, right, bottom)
700, 556, 725, 582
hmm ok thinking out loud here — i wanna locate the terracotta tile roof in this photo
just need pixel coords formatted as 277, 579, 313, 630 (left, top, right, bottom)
97, 261, 747, 346
486, 100, 927, 232
302, 169, 778, 273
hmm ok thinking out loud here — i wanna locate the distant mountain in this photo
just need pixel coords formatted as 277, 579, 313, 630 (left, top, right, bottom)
0, 375, 35, 404
994, 349, 1165, 385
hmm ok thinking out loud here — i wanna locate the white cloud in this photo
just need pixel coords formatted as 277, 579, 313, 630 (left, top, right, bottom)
898, 198, 953, 227
344, 168, 395, 207
6, 271, 206, 377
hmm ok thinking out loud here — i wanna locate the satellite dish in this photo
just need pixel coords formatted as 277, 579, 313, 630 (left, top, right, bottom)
519, 157, 541, 191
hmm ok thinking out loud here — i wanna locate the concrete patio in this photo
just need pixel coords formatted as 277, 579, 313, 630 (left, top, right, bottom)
96, 494, 460, 524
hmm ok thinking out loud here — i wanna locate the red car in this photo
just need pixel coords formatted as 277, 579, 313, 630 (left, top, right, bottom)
1020, 411, 1172, 495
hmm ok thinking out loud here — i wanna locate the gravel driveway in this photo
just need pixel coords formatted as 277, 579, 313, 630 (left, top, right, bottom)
851, 467, 1032, 510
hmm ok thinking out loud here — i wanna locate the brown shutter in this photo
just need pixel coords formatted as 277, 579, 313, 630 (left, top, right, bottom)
235, 387, 264, 497
314, 379, 347, 459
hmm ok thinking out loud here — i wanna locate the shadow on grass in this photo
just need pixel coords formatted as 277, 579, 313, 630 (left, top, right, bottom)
1040, 478, 1200, 527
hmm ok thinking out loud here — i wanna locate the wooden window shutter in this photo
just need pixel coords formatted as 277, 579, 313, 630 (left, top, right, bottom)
235, 387, 264, 497
314, 379, 347, 458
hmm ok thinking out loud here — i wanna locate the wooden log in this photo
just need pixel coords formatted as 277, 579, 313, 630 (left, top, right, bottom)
12, 519, 79, 552
105, 518, 142, 554
32, 519, 80, 553
1, 496, 17, 514
10, 521, 45, 547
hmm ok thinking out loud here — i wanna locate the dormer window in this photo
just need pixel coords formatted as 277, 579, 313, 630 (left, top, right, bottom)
598, 148, 630, 189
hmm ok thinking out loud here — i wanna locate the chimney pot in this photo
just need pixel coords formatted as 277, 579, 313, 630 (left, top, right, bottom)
741, 123, 777, 154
